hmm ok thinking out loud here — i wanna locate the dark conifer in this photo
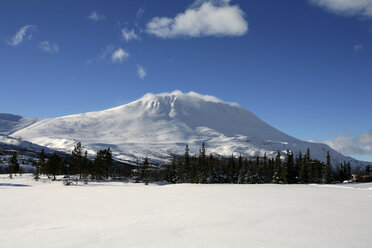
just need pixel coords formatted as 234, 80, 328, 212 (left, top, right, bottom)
71, 142, 83, 179
272, 151, 281, 183
46, 153, 62, 180
323, 151, 333, 184
9, 152, 19, 178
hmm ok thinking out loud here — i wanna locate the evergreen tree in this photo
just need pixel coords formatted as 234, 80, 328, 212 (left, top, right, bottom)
365, 165, 371, 175
272, 151, 281, 183
184, 145, 190, 182
306, 148, 311, 162
177, 160, 184, 183
286, 150, 295, 184
71, 142, 83, 179
198, 142, 207, 183
323, 151, 333, 184
93, 148, 113, 180
46, 153, 62, 180
9, 152, 19, 178
300, 154, 309, 183
142, 157, 149, 183
228, 154, 235, 183
237, 154, 245, 184
39, 149, 46, 175
82, 150, 90, 181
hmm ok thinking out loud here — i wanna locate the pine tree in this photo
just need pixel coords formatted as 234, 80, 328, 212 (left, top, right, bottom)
198, 142, 207, 183
177, 160, 184, 183
82, 150, 89, 181
300, 154, 309, 183
93, 148, 113, 180
286, 150, 295, 184
71, 142, 83, 179
39, 149, 46, 175
306, 148, 311, 162
366, 165, 371, 175
46, 153, 62, 180
323, 151, 333, 184
142, 157, 149, 183
272, 151, 281, 183
9, 152, 19, 178
184, 145, 190, 182
237, 154, 245, 184
228, 154, 235, 183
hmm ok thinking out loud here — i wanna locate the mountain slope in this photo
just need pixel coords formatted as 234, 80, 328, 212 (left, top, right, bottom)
0, 113, 40, 135
10, 91, 369, 166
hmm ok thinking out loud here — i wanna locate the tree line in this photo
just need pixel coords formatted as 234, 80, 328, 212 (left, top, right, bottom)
138, 143, 358, 184
2, 142, 371, 184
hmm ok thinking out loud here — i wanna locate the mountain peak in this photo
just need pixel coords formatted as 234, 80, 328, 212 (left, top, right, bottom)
137, 90, 238, 107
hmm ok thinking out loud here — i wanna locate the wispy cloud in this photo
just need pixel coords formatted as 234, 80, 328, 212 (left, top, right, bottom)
7, 25, 36, 46
309, 0, 372, 18
88, 11, 105, 21
137, 8, 146, 19
111, 47, 129, 63
146, 0, 248, 38
137, 65, 147, 79
354, 44, 363, 51
121, 28, 140, 42
322, 129, 372, 155
39, 41, 59, 54
89, 45, 129, 64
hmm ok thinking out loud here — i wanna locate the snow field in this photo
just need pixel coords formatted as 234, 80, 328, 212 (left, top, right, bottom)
0, 174, 371, 248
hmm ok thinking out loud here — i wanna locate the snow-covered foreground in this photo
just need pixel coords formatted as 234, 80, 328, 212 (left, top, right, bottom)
1, 175, 372, 248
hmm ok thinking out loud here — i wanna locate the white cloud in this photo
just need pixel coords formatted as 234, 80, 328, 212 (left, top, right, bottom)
309, 0, 372, 18
39, 41, 59, 54
8, 25, 36, 46
146, 0, 248, 38
90, 45, 129, 64
88, 11, 105, 21
354, 44, 363, 51
111, 48, 129, 63
323, 129, 372, 155
137, 65, 147, 79
121, 28, 140, 42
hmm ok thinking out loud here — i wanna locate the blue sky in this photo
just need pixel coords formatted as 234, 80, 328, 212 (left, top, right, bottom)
1, 0, 372, 161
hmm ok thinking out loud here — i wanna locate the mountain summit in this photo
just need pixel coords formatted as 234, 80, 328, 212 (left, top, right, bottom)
9, 91, 365, 166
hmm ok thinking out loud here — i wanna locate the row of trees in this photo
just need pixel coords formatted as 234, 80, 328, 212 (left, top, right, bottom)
141, 143, 356, 184
32, 142, 114, 181
3, 142, 369, 184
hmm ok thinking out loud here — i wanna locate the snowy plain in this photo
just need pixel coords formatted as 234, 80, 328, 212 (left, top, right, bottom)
1, 174, 372, 248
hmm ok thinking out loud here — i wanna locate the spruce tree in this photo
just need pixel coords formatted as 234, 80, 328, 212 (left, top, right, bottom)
323, 151, 333, 184
184, 145, 190, 182
9, 152, 19, 178
286, 150, 295, 184
272, 151, 281, 183
39, 149, 46, 175
82, 150, 89, 181
300, 154, 309, 183
177, 160, 184, 183
93, 148, 112, 180
46, 153, 62, 180
71, 142, 83, 179
198, 142, 207, 183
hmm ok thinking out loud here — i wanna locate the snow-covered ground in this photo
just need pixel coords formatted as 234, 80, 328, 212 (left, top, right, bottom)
1, 174, 372, 248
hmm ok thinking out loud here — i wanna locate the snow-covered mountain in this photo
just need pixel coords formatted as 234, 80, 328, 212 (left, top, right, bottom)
7, 91, 370, 167
0, 113, 40, 135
